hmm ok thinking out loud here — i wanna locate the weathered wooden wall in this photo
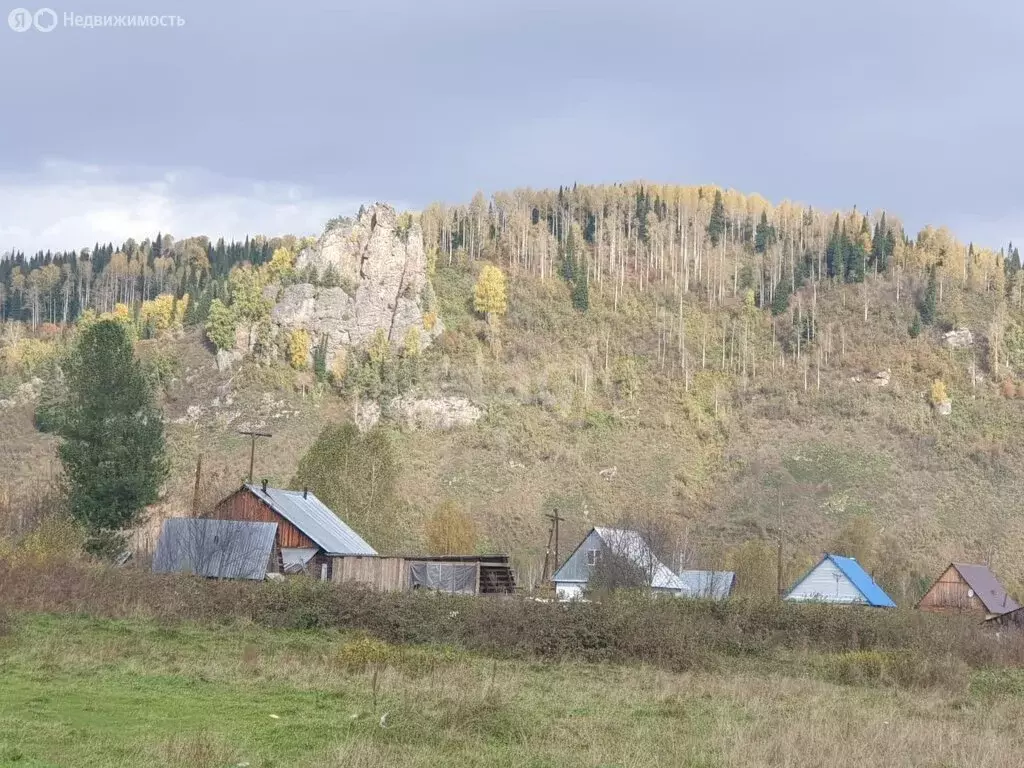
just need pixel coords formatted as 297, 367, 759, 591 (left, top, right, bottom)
215, 488, 317, 549
332, 556, 408, 592
918, 565, 986, 616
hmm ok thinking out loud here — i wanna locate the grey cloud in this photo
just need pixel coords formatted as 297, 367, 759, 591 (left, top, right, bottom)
1, 0, 1022, 248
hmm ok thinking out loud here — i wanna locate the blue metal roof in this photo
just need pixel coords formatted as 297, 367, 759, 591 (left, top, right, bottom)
825, 554, 896, 607
245, 484, 378, 557
153, 518, 278, 580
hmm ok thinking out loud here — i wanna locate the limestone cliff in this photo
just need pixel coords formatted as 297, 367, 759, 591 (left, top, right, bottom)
271, 203, 441, 363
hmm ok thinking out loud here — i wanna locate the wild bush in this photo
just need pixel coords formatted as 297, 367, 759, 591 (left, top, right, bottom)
0, 562, 1017, 688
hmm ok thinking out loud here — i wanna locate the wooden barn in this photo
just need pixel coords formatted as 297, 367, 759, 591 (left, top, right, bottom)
916, 563, 1019, 620
215, 482, 377, 580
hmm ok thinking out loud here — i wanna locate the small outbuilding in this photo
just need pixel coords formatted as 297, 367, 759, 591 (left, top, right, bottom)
331, 553, 516, 595
785, 553, 896, 607
215, 482, 377, 580
916, 563, 1019, 620
152, 518, 278, 580
677, 570, 736, 601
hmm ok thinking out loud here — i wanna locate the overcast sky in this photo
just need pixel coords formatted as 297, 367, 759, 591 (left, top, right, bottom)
1, 0, 1021, 252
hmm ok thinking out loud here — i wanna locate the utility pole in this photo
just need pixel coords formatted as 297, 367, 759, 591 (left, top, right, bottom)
238, 430, 272, 483
191, 455, 203, 516
541, 509, 565, 585
776, 486, 785, 599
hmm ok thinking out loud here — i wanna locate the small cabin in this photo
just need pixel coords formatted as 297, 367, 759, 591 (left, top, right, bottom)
552, 527, 686, 600
917, 563, 1019, 620
215, 482, 377, 580
785, 553, 895, 607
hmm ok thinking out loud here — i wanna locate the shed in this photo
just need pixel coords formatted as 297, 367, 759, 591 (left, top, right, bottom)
677, 570, 736, 600
986, 605, 1024, 630
330, 554, 516, 595
152, 518, 278, 580
552, 527, 687, 600
785, 553, 896, 607
215, 482, 377, 580
917, 563, 1019, 619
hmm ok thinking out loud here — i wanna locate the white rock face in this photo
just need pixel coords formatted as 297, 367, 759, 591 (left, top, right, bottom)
272, 203, 442, 364
936, 399, 952, 416
944, 328, 974, 348
355, 397, 483, 432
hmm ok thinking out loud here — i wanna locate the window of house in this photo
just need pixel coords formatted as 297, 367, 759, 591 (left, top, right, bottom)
586, 549, 601, 567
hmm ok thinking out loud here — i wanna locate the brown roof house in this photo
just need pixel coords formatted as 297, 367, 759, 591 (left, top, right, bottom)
916, 563, 1020, 620
215, 481, 377, 580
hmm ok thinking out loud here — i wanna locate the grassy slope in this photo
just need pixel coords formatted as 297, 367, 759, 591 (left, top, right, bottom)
4, 264, 1024, 590
1, 614, 1023, 768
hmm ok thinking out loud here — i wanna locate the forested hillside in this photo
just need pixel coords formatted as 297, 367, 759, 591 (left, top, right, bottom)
4, 182, 1024, 601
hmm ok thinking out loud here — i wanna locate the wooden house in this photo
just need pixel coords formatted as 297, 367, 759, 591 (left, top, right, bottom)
215, 482, 377, 580
916, 563, 1019, 620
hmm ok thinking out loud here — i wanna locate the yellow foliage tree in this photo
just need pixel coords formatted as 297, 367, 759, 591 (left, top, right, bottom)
424, 499, 478, 556
930, 379, 949, 405
286, 329, 311, 370
367, 328, 390, 366
265, 247, 296, 283
139, 294, 176, 336
473, 264, 508, 323
402, 326, 421, 358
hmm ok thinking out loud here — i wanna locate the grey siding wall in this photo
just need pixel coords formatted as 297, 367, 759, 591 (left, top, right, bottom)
787, 559, 864, 603
553, 529, 605, 584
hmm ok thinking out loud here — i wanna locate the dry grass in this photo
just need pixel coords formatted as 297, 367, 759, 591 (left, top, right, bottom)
4, 613, 1024, 767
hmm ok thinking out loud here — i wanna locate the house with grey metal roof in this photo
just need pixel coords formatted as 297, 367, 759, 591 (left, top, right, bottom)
214, 481, 377, 580
152, 518, 278, 580
552, 527, 688, 600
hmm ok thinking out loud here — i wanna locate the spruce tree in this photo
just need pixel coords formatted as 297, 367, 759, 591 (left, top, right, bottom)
920, 265, 938, 325
826, 216, 842, 278
909, 313, 922, 338
56, 320, 167, 557
707, 190, 726, 247
754, 211, 776, 254
571, 259, 590, 311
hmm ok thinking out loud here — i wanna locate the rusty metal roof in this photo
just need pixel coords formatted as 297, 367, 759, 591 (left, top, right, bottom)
953, 563, 1020, 615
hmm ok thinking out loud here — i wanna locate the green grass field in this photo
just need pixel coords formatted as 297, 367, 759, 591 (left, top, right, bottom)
2, 614, 1024, 768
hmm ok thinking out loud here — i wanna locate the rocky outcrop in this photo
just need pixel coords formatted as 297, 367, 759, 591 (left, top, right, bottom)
272, 203, 442, 365
355, 396, 483, 432
944, 328, 974, 348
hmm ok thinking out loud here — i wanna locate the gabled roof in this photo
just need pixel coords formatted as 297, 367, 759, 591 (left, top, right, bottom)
951, 563, 1020, 615
823, 554, 896, 607
245, 483, 377, 557
677, 570, 736, 600
153, 518, 277, 580
553, 527, 687, 592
